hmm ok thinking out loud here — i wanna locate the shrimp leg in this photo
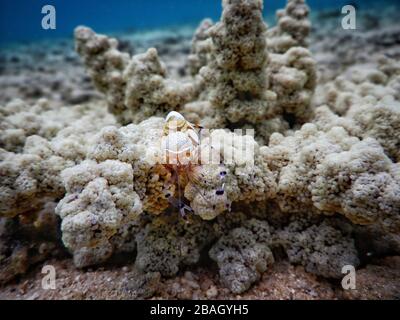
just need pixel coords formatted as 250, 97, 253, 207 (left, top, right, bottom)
171, 166, 194, 219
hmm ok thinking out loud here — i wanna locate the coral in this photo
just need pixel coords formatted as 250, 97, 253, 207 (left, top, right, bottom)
0, 36, 101, 106
135, 213, 214, 276
198, 0, 277, 127
52, 117, 174, 266
312, 24, 400, 81
276, 216, 360, 278
209, 219, 274, 293
73, 0, 316, 144
0, 142, 73, 218
0, 203, 61, 285
314, 61, 399, 116
0, 101, 115, 218
87, 118, 174, 214
347, 96, 400, 162
184, 129, 277, 220
75, 27, 197, 125
262, 124, 400, 233
313, 98, 398, 169
183, 100, 226, 130
314, 59, 400, 162
267, 46, 316, 122
0, 98, 112, 153
353, 224, 400, 258
55, 115, 277, 265
187, 19, 214, 76
1, 0, 400, 295
55, 159, 143, 267
185, 0, 316, 143
267, 0, 311, 54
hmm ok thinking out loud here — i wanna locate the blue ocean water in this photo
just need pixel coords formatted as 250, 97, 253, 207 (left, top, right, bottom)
0, 0, 397, 45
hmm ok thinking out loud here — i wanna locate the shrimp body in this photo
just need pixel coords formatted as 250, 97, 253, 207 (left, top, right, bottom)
160, 111, 227, 219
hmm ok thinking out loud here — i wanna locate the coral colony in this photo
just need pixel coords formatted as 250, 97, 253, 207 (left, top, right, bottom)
1, 0, 399, 295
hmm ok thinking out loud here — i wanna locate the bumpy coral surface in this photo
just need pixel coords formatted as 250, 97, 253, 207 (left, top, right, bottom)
263, 124, 400, 233
276, 216, 360, 278
267, 0, 311, 53
54, 115, 278, 265
75, 27, 197, 125
199, 0, 276, 125
76, 0, 317, 144
314, 58, 400, 162
1, 0, 400, 297
0, 100, 115, 218
209, 219, 274, 293
135, 214, 214, 276
187, 19, 214, 76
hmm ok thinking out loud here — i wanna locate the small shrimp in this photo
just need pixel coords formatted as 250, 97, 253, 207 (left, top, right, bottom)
160, 111, 228, 219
